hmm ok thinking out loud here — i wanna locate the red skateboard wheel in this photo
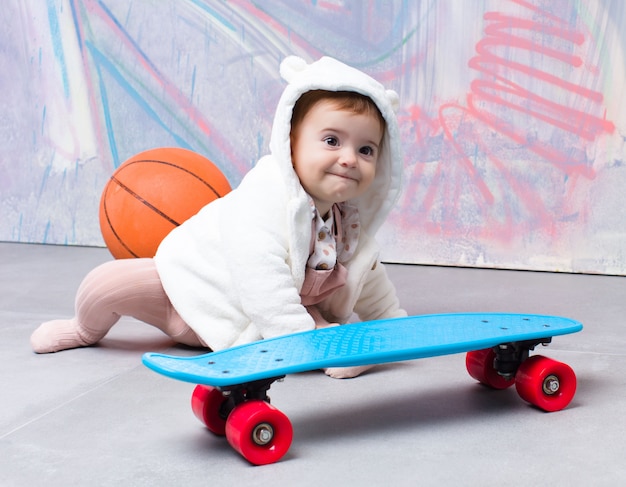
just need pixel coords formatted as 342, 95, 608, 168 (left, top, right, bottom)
225, 400, 293, 465
191, 385, 228, 435
515, 355, 577, 412
466, 348, 515, 390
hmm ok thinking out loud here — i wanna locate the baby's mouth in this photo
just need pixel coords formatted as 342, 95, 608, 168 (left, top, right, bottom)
328, 171, 358, 182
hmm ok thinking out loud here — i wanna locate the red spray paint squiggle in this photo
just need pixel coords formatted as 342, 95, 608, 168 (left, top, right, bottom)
395, 0, 615, 241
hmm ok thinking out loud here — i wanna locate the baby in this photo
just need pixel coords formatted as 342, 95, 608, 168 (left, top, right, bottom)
31, 56, 407, 378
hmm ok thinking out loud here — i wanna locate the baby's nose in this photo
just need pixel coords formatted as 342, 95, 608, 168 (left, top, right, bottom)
338, 148, 358, 166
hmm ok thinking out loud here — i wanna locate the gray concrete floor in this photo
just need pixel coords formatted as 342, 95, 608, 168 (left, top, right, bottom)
2, 241, 625, 486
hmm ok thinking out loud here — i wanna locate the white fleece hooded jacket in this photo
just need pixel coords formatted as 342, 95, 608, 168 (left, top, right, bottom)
154, 55, 407, 351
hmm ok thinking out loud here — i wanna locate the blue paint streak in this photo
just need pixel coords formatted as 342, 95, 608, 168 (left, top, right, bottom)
41, 106, 47, 135
68, 0, 83, 48
42, 221, 51, 244
39, 162, 52, 199
191, 65, 197, 100
96, 0, 167, 76
186, 0, 237, 32
91, 51, 120, 168
86, 42, 192, 167
47, 3, 70, 98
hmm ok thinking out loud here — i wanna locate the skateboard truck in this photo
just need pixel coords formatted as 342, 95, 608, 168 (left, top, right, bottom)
189, 376, 294, 464
218, 376, 285, 420
492, 338, 552, 380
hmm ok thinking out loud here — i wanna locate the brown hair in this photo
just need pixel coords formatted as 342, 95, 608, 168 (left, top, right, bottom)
290, 90, 386, 145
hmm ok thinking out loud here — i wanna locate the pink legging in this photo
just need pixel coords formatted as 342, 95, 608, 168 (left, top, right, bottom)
74, 258, 205, 347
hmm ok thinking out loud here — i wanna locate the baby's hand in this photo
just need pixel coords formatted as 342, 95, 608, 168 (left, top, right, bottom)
315, 321, 340, 330
314, 322, 373, 378
324, 364, 374, 379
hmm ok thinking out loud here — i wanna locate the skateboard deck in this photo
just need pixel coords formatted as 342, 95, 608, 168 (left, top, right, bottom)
143, 312, 581, 387
142, 313, 582, 465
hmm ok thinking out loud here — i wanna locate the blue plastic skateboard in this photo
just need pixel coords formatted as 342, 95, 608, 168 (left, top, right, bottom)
143, 312, 582, 465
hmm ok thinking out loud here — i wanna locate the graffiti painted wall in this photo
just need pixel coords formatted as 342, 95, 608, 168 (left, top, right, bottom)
2, 0, 625, 274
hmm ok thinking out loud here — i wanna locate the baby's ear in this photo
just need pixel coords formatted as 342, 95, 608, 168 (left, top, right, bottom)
386, 90, 400, 113
280, 56, 308, 83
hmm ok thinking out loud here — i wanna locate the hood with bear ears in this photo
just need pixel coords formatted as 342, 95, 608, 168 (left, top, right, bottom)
268, 55, 403, 237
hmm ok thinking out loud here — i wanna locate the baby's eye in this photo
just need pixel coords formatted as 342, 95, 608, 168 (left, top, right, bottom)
323, 136, 339, 147
360, 146, 375, 156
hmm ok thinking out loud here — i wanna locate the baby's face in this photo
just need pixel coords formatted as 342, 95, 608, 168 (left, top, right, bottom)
291, 100, 383, 217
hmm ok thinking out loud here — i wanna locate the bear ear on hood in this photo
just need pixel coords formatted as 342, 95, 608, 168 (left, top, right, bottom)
280, 55, 400, 114
280, 56, 308, 83
385, 89, 400, 113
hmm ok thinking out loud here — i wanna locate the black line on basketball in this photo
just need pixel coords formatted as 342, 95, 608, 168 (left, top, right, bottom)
102, 184, 140, 258
110, 174, 181, 227
128, 158, 224, 199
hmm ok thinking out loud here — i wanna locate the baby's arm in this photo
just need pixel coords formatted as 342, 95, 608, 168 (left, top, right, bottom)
219, 163, 316, 338
353, 261, 407, 322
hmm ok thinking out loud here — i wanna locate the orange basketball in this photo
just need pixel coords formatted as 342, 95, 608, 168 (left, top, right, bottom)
99, 147, 231, 259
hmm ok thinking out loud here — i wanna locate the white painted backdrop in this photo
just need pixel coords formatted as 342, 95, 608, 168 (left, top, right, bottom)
2, 0, 625, 274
